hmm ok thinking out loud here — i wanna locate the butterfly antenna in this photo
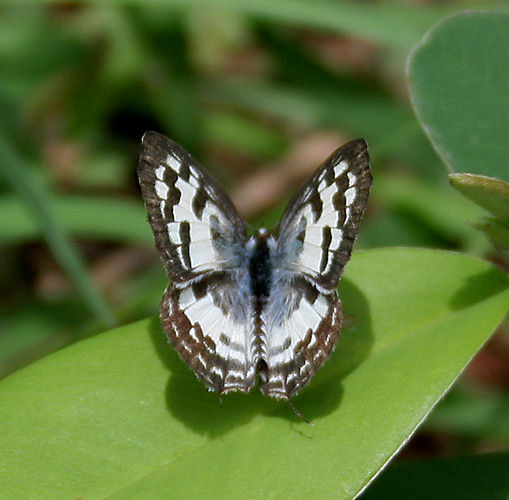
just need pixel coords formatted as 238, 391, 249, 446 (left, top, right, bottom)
288, 400, 314, 426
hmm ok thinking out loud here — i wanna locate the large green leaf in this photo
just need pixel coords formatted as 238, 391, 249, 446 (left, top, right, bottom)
408, 12, 509, 182
1, 249, 508, 499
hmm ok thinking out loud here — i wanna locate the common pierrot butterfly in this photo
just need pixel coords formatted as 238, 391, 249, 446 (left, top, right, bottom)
138, 131, 372, 404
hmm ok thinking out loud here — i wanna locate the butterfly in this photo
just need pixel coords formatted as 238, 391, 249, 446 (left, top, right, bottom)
138, 131, 372, 402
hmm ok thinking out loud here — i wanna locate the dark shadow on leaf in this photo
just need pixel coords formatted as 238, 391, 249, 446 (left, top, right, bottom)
148, 274, 373, 432
268, 376, 344, 426
148, 316, 263, 437
270, 276, 373, 423
449, 268, 508, 310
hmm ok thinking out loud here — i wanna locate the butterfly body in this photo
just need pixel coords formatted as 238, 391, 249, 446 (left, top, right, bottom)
138, 131, 371, 400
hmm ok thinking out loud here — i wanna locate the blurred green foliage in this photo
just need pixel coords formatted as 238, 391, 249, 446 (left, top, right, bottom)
0, 3, 508, 498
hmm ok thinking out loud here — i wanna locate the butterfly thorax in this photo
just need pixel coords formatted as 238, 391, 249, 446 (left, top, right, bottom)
246, 229, 276, 309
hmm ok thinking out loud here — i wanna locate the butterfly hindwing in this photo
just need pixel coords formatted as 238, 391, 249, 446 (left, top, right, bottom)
261, 278, 342, 399
161, 273, 257, 394
276, 139, 372, 291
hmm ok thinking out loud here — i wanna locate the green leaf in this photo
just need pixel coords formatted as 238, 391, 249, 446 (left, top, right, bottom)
449, 173, 509, 223
363, 452, 509, 499
409, 12, 509, 181
448, 173, 509, 250
1, 249, 508, 498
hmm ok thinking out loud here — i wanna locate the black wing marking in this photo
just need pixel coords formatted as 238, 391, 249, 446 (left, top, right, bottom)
275, 139, 372, 291
137, 131, 248, 284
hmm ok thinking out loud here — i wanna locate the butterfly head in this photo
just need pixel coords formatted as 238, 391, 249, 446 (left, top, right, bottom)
246, 228, 276, 252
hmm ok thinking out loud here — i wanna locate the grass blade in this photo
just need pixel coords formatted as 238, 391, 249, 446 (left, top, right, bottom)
0, 131, 115, 327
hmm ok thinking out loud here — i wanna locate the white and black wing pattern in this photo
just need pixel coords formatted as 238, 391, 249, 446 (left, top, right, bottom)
138, 132, 372, 403
276, 139, 372, 291
138, 131, 257, 394
261, 139, 372, 399
138, 131, 247, 284
260, 277, 343, 399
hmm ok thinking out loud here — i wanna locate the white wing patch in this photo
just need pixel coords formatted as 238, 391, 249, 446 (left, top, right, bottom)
264, 292, 328, 365
334, 160, 348, 177
155, 179, 169, 200
188, 239, 220, 268
175, 177, 196, 205
155, 165, 165, 180
296, 159, 361, 277
345, 186, 356, 207
166, 154, 181, 172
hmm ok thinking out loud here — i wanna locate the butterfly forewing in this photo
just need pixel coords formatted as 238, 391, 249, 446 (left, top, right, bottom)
137, 131, 247, 283
276, 139, 372, 290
